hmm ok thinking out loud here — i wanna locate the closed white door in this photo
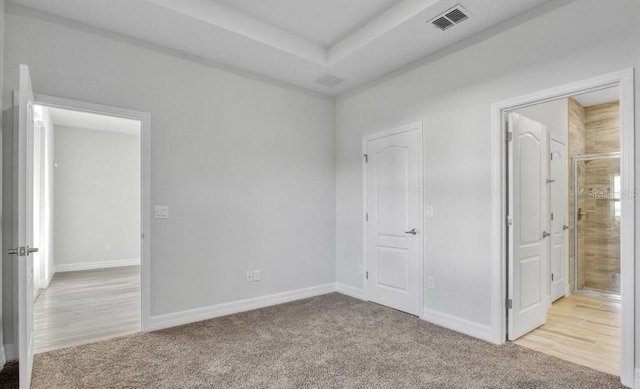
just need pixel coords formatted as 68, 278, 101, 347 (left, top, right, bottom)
508, 112, 550, 340
550, 139, 568, 302
13, 64, 37, 388
365, 125, 423, 315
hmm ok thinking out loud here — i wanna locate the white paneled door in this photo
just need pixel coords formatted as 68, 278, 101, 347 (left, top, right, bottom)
13, 65, 37, 388
550, 139, 568, 302
508, 112, 550, 340
365, 124, 423, 316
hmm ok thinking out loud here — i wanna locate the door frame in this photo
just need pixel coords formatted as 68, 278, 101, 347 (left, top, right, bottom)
34, 94, 152, 332
361, 122, 424, 316
490, 69, 635, 386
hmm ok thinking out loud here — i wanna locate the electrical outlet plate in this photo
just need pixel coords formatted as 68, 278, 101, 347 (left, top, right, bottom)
427, 277, 435, 289
253, 270, 260, 281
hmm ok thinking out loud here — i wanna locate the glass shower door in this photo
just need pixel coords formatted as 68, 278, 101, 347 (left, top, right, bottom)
573, 153, 620, 296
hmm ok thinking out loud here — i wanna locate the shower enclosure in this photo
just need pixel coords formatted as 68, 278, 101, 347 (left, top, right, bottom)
571, 152, 621, 298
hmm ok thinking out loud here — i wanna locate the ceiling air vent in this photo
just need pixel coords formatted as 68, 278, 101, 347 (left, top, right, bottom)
430, 5, 470, 31
315, 74, 345, 87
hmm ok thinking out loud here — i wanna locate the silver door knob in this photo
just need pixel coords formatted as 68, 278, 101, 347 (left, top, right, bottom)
7, 247, 18, 255
542, 231, 550, 239
563, 225, 569, 231
27, 247, 39, 255
405, 229, 418, 235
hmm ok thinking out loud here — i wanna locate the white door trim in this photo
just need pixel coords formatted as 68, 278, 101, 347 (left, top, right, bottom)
34, 94, 152, 332
362, 121, 424, 315
490, 69, 635, 386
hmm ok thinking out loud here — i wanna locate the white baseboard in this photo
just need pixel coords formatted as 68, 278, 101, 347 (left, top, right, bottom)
421, 308, 494, 343
54, 258, 140, 273
4, 344, 15, 362
335, 283, 365, 300
148, 283, 336, 331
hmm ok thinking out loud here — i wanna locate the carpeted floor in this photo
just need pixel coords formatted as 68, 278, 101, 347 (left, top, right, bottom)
32, 293, 624, 388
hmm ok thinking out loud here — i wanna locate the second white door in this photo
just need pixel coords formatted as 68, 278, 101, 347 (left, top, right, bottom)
550, 139, 568, 301
365, 124, 423, 316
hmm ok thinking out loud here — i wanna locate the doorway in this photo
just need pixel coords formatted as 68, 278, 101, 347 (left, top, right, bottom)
492, 70, 634, 385
31, 103, 143, 353
362, 123, 424, 316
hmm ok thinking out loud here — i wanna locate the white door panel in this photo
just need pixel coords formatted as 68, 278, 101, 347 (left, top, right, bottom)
508, 113, 550, 341
550, 139, 568, 301
366, 126, 422, 315
15, 64, 36, 388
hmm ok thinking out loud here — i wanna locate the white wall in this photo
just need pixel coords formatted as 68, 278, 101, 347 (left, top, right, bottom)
53, 125, 139, 271
336, 0, 638, 351
2, 2, 336, 348
0, 0, 6, 366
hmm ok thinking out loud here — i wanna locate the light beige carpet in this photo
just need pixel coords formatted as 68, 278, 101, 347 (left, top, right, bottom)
33, 293, 624, 388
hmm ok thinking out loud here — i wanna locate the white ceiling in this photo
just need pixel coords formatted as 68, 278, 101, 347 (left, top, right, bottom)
573, 87, 620, 108
12, 0, 551, 96
214, 0, 403, 48
43, 106, 142, 136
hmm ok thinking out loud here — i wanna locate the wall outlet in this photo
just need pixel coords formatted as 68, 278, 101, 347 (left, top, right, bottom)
427, 277, 435, 289
104, 244, 111, 252
358, 265, 364, 275
155, 206, 169, 219
246, 271, 253, 282
253, 270, 260, 281
426, 206, 434, 218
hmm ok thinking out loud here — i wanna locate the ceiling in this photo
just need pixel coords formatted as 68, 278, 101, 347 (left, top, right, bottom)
42, 106, 142, 136
12, 0, 551, 96
573, 87, 620, 108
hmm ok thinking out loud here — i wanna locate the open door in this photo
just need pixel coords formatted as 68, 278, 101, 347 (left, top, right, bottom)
10, 64, 37, 388
507, 112, 550, 340
550, 139, 568, 301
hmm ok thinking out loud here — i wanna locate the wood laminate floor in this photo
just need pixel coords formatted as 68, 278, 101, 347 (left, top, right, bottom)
515, 293, 620, 376
34, 266, 141, 354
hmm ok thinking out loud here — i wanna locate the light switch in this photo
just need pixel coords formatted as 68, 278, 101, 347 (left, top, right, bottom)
426, 206, 434, 218
155, 206, 169, 219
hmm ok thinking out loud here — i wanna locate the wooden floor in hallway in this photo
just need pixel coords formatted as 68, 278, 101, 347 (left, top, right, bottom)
34, 266, 141, 354
514, 293, 620, 376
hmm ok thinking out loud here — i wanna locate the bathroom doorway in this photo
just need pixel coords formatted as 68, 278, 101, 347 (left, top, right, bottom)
496, 71, 633, 383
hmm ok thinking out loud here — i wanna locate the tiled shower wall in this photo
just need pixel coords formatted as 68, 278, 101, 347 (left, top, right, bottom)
570, 100, 621, 294
568, 98, 586, 290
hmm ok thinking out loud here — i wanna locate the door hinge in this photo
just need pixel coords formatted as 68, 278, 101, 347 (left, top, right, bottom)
366, 271, 369, 280
546, 179, 555, 184
551, 273, 554, 282
506, 298, 513, 309
363, 154, 368, 163
550, 153, 554, 160
506, 214, 513, 226
365, 213, 369, 221
505, 121, 512, 142
551, 212, 554, 221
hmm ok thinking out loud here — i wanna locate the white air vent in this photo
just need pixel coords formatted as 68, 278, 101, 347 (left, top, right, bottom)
315, 74, 344, 87
430, 5, 470, 31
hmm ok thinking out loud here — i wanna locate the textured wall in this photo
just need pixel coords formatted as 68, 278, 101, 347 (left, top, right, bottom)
568, 97, 586, 289
581, 102, 621, 294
